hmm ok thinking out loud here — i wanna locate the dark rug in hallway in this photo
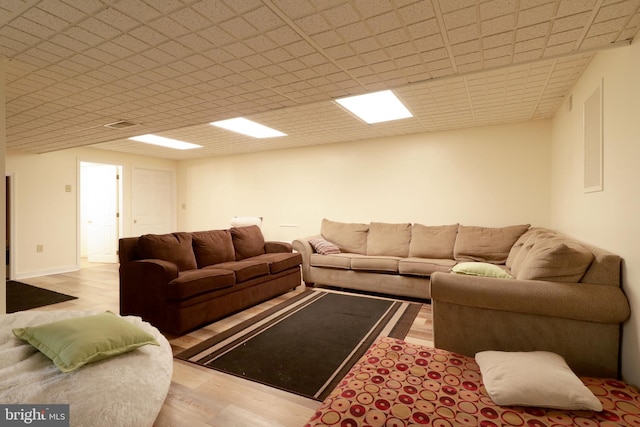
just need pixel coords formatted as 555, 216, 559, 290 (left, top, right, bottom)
176, 289, 422, 401
6, 280, 77, 313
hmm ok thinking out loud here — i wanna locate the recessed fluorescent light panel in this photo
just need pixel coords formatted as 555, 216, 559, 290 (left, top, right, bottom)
336, 90, 413, 124
210, 117, 286, 138
129, 134, 202, 150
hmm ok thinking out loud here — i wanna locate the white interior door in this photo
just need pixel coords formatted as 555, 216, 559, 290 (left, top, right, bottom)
82, 163, 120, 263
132, 167, 174, 236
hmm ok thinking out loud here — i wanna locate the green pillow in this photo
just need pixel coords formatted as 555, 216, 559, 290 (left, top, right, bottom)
12, 311, 160, 373
452, 262, 514, 279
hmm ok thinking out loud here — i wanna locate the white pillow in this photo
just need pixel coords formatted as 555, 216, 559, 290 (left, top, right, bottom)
475, 351, 602, 411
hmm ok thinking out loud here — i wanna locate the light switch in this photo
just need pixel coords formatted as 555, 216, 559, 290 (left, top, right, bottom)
65, 185, 72, 192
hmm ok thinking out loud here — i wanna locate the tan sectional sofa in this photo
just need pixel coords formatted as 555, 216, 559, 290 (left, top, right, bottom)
431, 227, 630, 378
292, 219, 530, 299
293, 219, 630, 378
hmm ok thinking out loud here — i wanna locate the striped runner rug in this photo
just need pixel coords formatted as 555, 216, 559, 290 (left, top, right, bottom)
176, 289, 422, 400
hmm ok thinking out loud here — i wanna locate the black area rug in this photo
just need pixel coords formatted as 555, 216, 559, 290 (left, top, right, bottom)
176, 289, 422, 400
6, 280, 77, 313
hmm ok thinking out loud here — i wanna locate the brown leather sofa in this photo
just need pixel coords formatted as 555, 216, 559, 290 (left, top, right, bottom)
119, 225, 302, 335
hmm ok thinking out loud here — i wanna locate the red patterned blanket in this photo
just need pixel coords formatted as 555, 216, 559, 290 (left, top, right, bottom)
304, 337, 640, 427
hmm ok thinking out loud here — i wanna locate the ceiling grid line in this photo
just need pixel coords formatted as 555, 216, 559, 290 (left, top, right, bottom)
573, 0, 605, 50
431, 0, 459, 74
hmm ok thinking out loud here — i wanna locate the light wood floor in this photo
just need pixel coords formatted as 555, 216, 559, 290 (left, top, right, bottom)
19, 263, 433, 427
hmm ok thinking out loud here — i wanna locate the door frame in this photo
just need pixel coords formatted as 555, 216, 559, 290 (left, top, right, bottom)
5, 173, 16, 280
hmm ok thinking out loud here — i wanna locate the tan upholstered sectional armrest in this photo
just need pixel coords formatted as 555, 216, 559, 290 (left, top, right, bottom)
292, 235, 321, 283
430, 272, 630, 324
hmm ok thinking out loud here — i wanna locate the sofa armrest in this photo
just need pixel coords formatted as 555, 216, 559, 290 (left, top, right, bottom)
265, 241, 292, 253
120, 259, 179, 307
430, 272, 630, 324
292, 235, 321, 284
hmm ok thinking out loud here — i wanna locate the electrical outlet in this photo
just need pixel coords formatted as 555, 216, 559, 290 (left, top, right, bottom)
36, 244, 44, 253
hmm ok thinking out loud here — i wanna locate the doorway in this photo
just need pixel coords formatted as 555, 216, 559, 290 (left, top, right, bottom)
5, 175, 14, 280
80, 162, 123, 266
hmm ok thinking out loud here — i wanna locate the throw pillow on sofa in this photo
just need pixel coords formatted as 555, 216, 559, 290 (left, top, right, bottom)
309, 238, 341, 255
231, 225, 266, 260
137, 232, 197, 271
452, 262, 514, 279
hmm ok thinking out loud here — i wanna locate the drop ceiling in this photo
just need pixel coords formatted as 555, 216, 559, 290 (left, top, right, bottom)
2, 0, 640, 160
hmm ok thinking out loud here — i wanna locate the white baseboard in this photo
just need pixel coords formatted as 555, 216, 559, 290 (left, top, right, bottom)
15, 265, 80, 280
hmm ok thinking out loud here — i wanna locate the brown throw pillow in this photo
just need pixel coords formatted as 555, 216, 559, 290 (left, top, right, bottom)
230, 225, 266, 260
137, 232, 197, 271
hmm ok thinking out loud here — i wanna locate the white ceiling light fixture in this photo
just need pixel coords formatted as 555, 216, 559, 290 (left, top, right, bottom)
210, 117, 286, 138
129, 134, 202, 150
336, 90, 413, 124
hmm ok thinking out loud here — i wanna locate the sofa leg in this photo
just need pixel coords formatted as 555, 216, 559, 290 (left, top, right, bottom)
304, 281, 315, 288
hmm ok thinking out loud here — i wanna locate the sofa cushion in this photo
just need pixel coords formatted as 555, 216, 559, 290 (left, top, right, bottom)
210, 260, 270, 283
230, 225, 266, 260
506, 228, 547, 270
310, 253, 354, 269
366, 222, 411, 257
409, 224, 459, 259
191, 229, 235, 267
137, 232, 197, 271
321, 218, 369, 255
252, 252, 302, 274
398, 258, 457, 276
351, 256, 400, 273
168, 268, 235, 300
454, 224, 530, 264
515, 237, 594, 282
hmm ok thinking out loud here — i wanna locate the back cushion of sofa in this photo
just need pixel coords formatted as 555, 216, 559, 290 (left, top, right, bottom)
321, 218, 369, 254
409, 224, 459, 259
366, 222, 412, 257
191, 229, 235, 267
454, 224, 530, 264
231, 225, 266, 260
507, 228, 549, 272
137, 232, 197, 271
515, 235, 595, 282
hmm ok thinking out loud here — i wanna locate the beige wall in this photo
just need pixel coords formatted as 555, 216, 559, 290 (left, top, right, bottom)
550, 40, 640, 387
5, 148, 176, 279
177, 119, 552, 240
